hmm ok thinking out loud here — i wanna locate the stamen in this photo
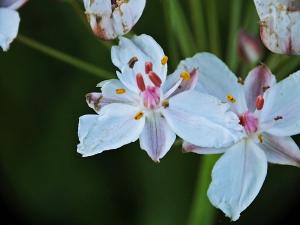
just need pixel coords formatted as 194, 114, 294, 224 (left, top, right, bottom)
227, 95, 236, 103
256, 95, 264, 110
180, 71, 191, 80
262, 86, 270, 92
115, 88, 126, 94
128, 56, 138, 68
136, 73, 146, 92
134, 111, 144, 120
145, 62, 153, 74
162, 100, 169, 108
149, 71, 162, 87
258, 134, 263, 143
161, 55, 168, 65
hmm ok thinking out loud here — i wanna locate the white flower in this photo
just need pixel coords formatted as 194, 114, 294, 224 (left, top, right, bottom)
182, 53, 300, 220
83, 0, 146, 40
78, 35, 243, 162
0, 0, 27, 51
254, 0, 300, 55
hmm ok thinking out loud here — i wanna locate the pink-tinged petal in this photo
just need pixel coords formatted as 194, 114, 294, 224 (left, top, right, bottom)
208, 140, 267, 221
163, 68, 199, 99
139, 112, 176, 162
260, 71, 300, 136
111, 35, 167, 92
0, 0, 27, 9
77, 103, 145, 157
255, 0, 300, 55
0, 8, 20, 51
162, 91, 244, 148
244, 65, 276, 112
238, 30, 263, 64
183, 141, 227, 154
187, 53, 247, 114
259, 133, 300, 167
84, 0, 146, 40
86, 79, 139, 113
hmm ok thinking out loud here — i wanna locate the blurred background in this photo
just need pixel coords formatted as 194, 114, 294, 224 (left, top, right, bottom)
1, 0, 300, 225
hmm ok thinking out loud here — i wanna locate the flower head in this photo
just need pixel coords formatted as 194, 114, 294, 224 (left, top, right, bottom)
83, 0, 146, 40
182, 53, 300, 220
78, 35, 243, 162
0, 0, 27, 51
254, 0, 300, 55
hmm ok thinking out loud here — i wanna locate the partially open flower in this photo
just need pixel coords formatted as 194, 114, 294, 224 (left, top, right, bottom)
238, 30, 263, 64
0, 0, 27, 51
254, 0, 300, 55
83, 0, 146, 40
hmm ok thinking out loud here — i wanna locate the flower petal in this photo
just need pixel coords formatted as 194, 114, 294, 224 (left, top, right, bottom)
77, 103, 145, 157
259, 133, 300, 167
260, 70, 300, 136
139, 112, 176, 162
84, 0, 146, 40
0, 0, 27, 9
208, 140, 268, 221
162, 90, 244, 148
190, 53, 247, 114
255, 0, 300, 54
0, 8, 20, 51
244, 65, 276, 112
86, 79, 139, 113
111, 34, 167, 93
183, 141, 227, 154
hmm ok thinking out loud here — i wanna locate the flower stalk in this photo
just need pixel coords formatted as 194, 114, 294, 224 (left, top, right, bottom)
17, 34, 113, 79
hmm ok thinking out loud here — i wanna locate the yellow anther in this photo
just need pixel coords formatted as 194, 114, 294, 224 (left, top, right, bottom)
115, 88, 126, 94
258, 134, 263, 143
162, 100, 169, 108
134, 111, 144, 120
161, 55, 168, 65
180, 71, 191, 80
227, 95, 236, 103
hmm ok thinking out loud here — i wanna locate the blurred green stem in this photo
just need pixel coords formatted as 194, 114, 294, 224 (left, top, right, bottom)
164, 0, 196, 57
17, 35, 113, 79
187, 156, 218, 225
226, 0, 242, 71
189, 0, 207, 51
207, 0, 220, 56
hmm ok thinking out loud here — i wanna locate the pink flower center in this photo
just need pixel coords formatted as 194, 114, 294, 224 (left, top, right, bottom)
239, 112, 258, 134
135, 62, 162, 110
142, 86, 160, 110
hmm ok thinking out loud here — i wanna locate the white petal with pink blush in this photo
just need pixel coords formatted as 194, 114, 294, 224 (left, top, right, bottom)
83, 0, 146, 40
181, 52, 300, 220
254, 0, 300, 55
77, 35, 243, 162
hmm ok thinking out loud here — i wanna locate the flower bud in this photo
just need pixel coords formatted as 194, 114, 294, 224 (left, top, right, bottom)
254, 0, 300, 55
84, 0, 146, 40
238, 30, 263, 64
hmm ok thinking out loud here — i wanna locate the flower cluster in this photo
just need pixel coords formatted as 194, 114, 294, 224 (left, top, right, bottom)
76, 0, 300, 221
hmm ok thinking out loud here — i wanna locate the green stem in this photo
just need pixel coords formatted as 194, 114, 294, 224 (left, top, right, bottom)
17, 35, 113, 79
189, 0, 207, 51
206, 0, 221, 56
226, 0, 242, 71
165, 0, 196, 57
187, 155, 218, 225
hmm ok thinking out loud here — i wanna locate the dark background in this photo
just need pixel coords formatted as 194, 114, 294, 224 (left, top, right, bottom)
1, 0, 300, 225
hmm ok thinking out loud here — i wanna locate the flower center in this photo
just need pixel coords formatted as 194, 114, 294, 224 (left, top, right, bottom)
239, 112, 258, 135
135, 62, 163, 110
